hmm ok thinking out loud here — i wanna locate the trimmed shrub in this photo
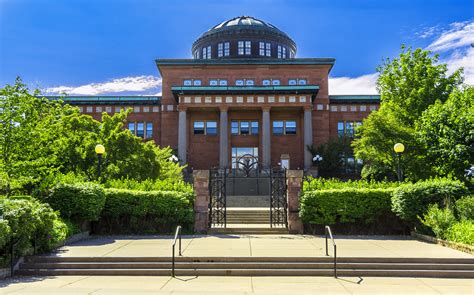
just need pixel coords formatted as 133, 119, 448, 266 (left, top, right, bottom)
420, 204, 456, 239
391, 178, 468, 224
45, 183, 105, 222
302, 177, 398, 192
300, 188, 394, 224
445, 220, 474, 246
455, 196, 474, 220
97, 189, 194, 233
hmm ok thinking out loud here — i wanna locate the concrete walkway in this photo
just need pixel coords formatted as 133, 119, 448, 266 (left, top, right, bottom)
1, 275, 473, 294
48, 234, 472, 258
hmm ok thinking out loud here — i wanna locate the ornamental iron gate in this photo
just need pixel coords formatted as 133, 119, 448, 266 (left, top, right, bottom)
208, 154, 288, 228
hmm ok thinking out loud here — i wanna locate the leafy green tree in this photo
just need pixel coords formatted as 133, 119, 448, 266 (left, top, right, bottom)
416, 87, 473, 182
307, 137, 353, 177
353, 46, 463, 180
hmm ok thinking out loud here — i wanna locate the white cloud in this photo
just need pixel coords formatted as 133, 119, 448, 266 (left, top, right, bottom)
328, 73, 378, 95
45, 75, 162, 95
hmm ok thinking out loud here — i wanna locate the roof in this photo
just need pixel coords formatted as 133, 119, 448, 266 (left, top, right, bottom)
329, 95, 380, 104
156, 58, 335, 75
45, 96, 161, 105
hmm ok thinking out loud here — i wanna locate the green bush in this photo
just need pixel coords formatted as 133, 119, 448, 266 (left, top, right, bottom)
45, 183, 105, 222
0, 197, 68, 263
420, 204, 456, 239
391, 178, 468, 224
99, 188, 194, 233
300, 188, 394, 224
455, 196, 474, 220
303, 177, 398, 192
445, 220, 474, 246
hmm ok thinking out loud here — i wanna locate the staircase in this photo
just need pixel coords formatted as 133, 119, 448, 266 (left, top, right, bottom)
17, 256, 474, 278
209, 208, 288, 234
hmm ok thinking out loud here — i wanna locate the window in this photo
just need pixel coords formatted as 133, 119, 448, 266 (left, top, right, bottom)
193, 80, 201, 86
232, 147, 258, 168
290, 50, 295, 58
202, 47, 207, 59
146, 123, 153, 139
231, 121, 239, 135
219, 79, 228, 86
282, 47, 287, 58
272, 79, 281, 86
262, 79, 271, 86
224, 42, 230, 56
133, 106, 140, 113
209, 79, 218, 86
251, 121, 259, 134
285, 121, 297, 134
136, 122, 144, 138
259, 42, 265, 56
240, 121, 249, 135
245, 41, 251, 55
337, 122, 344, 137
196, 50, 200, 59
206, 121, 217, 135
152, 106, 159, 112
235, 79, 244, 86
143, 106, 150, 113
184, 79, 192, 86
266, 43, 271, 56
238, 41, 244, 55
218, 43, 223, 57
128, 122, 135, 134
277, 45, 282, 58
298, 79, 307, 85
193, 121, 205, 134
245, 79, 254, 86
206, 46, 211, 59
115, 106, 121, 113
96, 106, 102, 113
273, 121, 284, 135
288, 79, 297, 85
338, 120, 362, 138
105, 106, 112, 113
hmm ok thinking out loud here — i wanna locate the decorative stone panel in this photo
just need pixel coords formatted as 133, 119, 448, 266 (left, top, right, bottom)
193, 170, 210, 233
286, 170, 304, 234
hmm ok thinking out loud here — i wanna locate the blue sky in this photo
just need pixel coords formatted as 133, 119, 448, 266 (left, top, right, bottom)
0, 0, 473, 95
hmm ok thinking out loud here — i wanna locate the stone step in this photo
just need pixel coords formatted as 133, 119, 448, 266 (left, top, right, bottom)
208, 228, 288, 234
16, 268, 474, 278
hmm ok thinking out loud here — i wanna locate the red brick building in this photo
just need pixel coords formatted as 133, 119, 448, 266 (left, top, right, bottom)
55, 16, 380, 172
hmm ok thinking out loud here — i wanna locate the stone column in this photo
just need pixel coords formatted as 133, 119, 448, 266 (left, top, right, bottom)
303, 106, 313, 169
178, 107, 187, 164
193, 170, 209, 233
219, 107, 229, 168
287, 170, 304, 234
262, 107, 271, 167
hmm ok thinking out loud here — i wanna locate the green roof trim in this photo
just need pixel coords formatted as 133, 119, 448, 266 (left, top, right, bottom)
45, 96, 161, 105
329, 95, 380, 104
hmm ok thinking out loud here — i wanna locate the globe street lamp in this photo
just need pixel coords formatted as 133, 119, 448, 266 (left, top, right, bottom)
95, 144, 105, 179
393, 143, 405, 182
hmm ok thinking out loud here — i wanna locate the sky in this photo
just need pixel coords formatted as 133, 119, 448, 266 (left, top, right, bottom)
0, 0, 473, 95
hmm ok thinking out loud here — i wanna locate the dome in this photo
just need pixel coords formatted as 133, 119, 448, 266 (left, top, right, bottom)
192, 16, 297, 59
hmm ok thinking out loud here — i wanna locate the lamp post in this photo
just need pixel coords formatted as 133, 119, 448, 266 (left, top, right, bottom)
393, 143, 405, 182
95, 144, 105, 179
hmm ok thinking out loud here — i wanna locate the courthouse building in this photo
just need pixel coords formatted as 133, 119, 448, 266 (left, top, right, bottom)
54, 16, 380, 171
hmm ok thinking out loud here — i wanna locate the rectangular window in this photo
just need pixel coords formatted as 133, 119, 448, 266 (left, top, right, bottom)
193, 121, 205, 134
273, 121, 284, 135
245, 79, 254, 86
265, 43, 271, 56
285, 121, 297, 134
96, 106, 102, 113
345, 121, 354, 137
245, 41, 251, 55
259, 42, 265, 56
262, 79, 271, 86
224, 42, 230, 56
146, 122, 153, 139
206, 121, 217, 135
282, 47, 287, 58
218, 43, 223, 57
238, 41, 244, 55
209, 79, 218, 86
337, 121, 344, 137
128, 122, 135, 135
133, 106, 140, 113
143, 106, 150, 113
105, 106, 112, 113
184, 79, 192, 86
235, 79, 244, 86
251, 121, 259, 134
288, 79, 297, 85
277, 45, 282, 58
193, 80, 201, 86
219, 79, 228, 86
136, 122, 144, 138
231, 121, 239, 135
115, 106, 121, 113
240, 121, 250, 135
206, 46, 211, 59
298, 79, 307, 85
272, 79, 281, 86
202, 47, 207, 59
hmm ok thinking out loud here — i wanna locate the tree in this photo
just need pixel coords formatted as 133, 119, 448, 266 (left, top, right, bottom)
307, 137, 353, 178
353, 46, 463, 181
416, 87, 474, 182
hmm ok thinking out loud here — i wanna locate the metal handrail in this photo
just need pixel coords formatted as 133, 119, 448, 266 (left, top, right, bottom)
325, 225, 337, 278
171, 225, 182, 277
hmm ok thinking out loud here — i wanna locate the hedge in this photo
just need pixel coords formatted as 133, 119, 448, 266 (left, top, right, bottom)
455, 196, 474, 220
97, 189, 194, 233
45, 183, 106, 222
391, 179, 468, 224
300, 188, 394, 224
302, 177, 398, 192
